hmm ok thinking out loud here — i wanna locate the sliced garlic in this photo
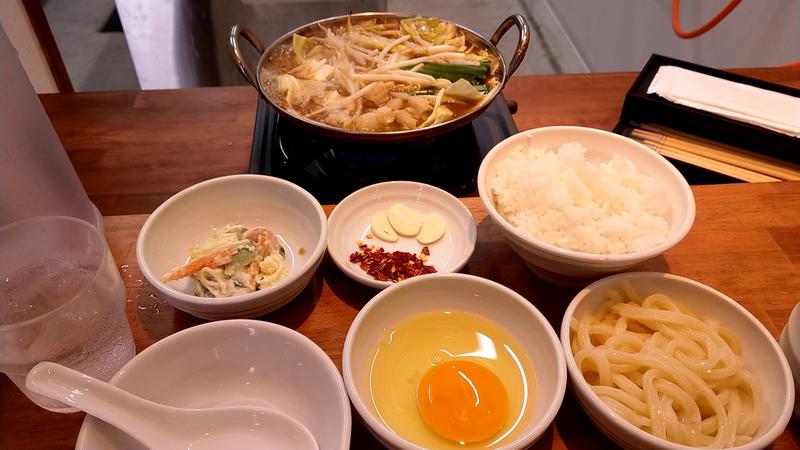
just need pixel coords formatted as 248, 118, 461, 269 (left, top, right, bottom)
370, 211, 398, 242
417, 212, 447, 244
387, 203, 421, 237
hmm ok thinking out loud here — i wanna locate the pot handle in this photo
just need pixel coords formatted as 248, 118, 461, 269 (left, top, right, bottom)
229, 24, 266, 88
490, 15, 530, 79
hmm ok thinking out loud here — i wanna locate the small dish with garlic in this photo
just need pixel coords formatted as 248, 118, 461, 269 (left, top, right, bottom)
327, 181, 477, 289
370, 203, 447, 245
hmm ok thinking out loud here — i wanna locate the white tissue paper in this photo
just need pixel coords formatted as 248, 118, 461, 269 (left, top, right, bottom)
647, 65, 800, 138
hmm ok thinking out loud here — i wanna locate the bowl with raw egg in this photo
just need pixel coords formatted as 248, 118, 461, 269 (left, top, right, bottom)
343, 273, 566, 449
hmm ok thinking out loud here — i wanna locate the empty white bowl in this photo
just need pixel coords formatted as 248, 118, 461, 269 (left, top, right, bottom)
76, 319, 351, 450
779, 301, 800, 419
343, 273, 566, 449
560, 272, 794, 450
477, 126, 695, 284
327, 181, 477, 289
137, 175, 327, 320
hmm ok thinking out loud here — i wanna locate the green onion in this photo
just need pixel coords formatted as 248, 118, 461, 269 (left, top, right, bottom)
412, 84, 488, 96
403, 61, 491, 85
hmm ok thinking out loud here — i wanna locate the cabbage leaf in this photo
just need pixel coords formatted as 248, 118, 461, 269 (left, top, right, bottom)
443, 78, 485, 102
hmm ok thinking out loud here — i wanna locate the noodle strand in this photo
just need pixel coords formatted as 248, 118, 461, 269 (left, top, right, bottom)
570, 283, 762, 448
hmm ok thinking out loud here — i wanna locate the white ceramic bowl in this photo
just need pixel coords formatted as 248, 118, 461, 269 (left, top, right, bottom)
137, 175, 327, 320
477, 126, 695, 284
327, 181, 477, 289
560, 272, 795, 450
76, 320, 350, 450
779, 301, 800, 419
343, 273, 566, 449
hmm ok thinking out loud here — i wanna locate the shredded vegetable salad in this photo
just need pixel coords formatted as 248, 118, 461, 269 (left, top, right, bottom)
161, 224, 289, 298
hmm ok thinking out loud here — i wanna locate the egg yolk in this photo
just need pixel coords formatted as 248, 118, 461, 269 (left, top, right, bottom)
417, 360, 508, 443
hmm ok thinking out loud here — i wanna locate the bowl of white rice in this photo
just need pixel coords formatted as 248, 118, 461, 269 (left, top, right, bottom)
477, 126, 695, 284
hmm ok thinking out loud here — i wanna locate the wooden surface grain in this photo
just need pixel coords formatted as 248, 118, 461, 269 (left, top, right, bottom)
38, 67, 800, 217
2, 69, 799, 449
2, 186, 798, 450
39, 87, 258, 216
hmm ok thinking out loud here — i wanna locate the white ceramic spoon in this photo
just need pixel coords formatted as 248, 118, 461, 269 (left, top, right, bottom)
26, 361, 318, 450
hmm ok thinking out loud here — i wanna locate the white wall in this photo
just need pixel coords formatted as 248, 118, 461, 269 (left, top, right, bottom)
0, 0, 58, 93
115, 0, 215, 89
545, 0, 800, 72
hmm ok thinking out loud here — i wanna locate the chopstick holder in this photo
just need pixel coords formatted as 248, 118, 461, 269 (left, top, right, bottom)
647, 66, 800, 138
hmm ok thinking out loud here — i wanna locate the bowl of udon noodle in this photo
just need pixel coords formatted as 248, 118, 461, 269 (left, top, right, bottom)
229, 13, 529, 142
560, 272, 794, 450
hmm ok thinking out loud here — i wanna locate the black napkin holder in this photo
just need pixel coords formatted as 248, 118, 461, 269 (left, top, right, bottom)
614, 54, 800, 173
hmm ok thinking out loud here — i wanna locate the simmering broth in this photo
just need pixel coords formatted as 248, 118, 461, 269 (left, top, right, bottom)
262, 15, 501, 133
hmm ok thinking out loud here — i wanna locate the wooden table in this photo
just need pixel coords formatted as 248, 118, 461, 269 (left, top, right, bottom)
2, 68, 799, 449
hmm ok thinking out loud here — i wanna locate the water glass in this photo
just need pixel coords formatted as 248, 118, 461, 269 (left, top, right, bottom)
0, 216, 135, 412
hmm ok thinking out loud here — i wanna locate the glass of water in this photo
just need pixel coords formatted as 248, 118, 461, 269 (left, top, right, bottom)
0, 216, 135, 412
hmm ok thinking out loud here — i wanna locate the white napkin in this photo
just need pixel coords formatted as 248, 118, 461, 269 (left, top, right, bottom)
647, 65, 800, 138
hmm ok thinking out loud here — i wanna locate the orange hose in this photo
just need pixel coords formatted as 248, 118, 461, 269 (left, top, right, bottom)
672, 0, 743, 39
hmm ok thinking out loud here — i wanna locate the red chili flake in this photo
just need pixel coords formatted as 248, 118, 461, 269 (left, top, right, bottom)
349, 244, 436, 283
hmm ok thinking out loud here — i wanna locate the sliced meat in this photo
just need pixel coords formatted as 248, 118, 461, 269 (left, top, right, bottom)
406, 96, 432, 116
363, 82, 391, 106
385, 97, 405, 110
354, 106, 396, 132
395, 109, 417, 129
354, 112, 380, 131
374, 106, 395, 126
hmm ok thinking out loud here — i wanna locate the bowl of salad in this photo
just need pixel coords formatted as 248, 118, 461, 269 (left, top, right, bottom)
137, 175, 327, 320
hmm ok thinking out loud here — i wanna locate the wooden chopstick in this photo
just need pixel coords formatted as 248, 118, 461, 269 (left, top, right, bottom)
630, 125, 800, 181
633, 136, 781, 183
